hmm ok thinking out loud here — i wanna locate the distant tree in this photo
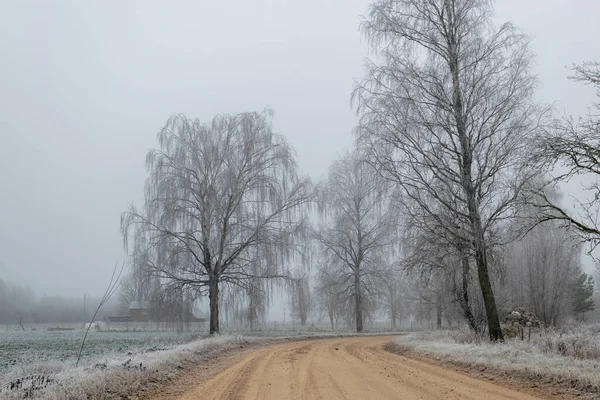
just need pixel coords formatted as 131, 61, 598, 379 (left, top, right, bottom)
313, 150, 398, 333
354, 0, 547, 341
119, 230, 154, 312
403, 216, 483, 333
503, 211, 581, 326
287, 271, 312, 327
379, 268, 405, 330
122, 110, 312, 334
245, 257, 269, 330
314, 266, 344, 331
571, 270, 595, 321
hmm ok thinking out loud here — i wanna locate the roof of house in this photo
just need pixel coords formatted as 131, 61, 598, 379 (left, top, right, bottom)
129, 301, 150, 310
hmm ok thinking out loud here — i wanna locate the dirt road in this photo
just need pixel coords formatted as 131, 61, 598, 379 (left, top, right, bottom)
176, 336, 543, 400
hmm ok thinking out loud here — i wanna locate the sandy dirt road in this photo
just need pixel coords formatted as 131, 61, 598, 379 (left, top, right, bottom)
176, 336, 543, 400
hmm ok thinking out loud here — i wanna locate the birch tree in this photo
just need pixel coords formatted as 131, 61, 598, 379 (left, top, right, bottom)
122, 110, 311, 334
354, 0, 546, 340
314, 150, 398, 332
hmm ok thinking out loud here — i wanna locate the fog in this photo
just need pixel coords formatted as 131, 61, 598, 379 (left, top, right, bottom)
1, 0, 599, 300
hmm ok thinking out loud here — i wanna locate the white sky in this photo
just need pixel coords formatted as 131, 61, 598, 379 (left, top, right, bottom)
1, 0, 599, 298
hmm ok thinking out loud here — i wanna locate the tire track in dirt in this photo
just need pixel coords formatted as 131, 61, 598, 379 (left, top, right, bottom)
174, 336, 555, 400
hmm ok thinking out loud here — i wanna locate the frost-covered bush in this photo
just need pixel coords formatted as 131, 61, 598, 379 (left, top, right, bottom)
533, 324, 600, 360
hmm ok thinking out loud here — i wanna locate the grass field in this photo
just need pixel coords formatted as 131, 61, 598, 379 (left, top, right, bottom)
0, 328, 205, 372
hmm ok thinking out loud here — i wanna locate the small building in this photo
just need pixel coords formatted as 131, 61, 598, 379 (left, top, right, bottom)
106, 301, 207, 330
129, 301, 150, 322
106, 315, 131, 322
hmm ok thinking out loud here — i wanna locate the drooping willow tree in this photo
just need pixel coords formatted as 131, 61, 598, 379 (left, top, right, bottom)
122, 109, 312, 334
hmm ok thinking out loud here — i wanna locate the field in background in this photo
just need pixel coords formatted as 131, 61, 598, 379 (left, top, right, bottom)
0, 318, 414, 373
0, 328, 205, 373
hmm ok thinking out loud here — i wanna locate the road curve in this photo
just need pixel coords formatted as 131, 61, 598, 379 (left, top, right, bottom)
176, 336, 541, 400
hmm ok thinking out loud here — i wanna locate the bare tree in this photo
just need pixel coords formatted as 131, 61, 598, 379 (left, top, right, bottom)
313, 150, 398, 332
504, 222, 581, 325
122, 110, 312, 334
314, 265, 345, 331
245, 257, 270, 330
503, 188, 583, 325
379, 268, 405, 330
354, 0, 546, 340
119, 230, 154, 312
287, 270, 312, 327
217, 252, 272, 331
528, 62, 600, 252
404, 226, 483, 332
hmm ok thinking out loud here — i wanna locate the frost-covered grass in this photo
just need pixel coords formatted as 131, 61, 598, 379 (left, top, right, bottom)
396, 325, 600, 395
0, 333, 264, 399
0, 329, 395, 399
0, 330, 204, 372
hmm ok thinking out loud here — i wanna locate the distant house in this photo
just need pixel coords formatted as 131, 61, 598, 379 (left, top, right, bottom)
107, 301, 207, 325
129, 301, 150, 322
106, 315, 131, 322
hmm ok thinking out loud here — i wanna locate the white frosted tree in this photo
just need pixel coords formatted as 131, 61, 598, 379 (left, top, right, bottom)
354, 0, 547, 340
122, 110, 312, 334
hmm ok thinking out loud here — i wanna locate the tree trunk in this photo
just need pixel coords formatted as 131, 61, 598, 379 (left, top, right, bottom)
329, 313, 334, 331
474, 240, 503, 341
354, 271, 363, 333
458, 252, 480, 333
436, 292, 443, 329
447, 28, 504, 342
390, 287, 397, 330
209, 274, 220, 334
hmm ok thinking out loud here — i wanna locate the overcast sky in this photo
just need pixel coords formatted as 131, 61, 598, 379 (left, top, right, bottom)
1, 0, 599, 298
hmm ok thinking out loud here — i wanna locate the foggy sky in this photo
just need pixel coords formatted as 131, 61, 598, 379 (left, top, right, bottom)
1, 0, 599, 298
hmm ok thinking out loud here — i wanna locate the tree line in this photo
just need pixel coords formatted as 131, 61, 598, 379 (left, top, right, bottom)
0, 280, 114, 325
120, 0, 598, 340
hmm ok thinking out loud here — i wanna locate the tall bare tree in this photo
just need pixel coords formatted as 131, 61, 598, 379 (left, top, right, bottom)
354, 0, 546, 340
122, 110, 311, 334
314, 150, 398, 332
528, 62, 600, 252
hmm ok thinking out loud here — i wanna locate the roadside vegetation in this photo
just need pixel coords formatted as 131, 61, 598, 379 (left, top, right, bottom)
395, 325, 600, 397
